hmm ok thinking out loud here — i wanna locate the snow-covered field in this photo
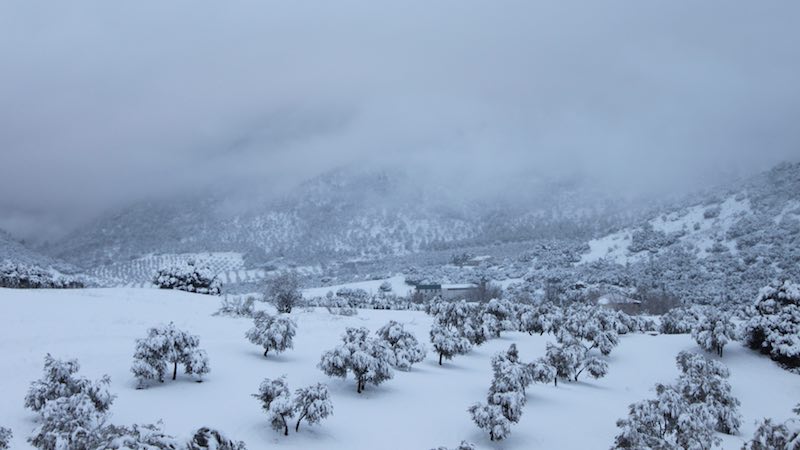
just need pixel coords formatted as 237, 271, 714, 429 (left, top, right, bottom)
0, 288, 797, 449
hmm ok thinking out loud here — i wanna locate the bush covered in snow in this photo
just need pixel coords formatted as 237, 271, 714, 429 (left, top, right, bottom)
186, 427, 247, 450
691, 307, 737, 357
318, 327, 393, 393
153, 260, 221, 295
132, 323, 210, 388
741, 404, 799, 450
214, 295, 255, 318
430, 441, 476, 450
245, 311, 297, 358
0, 427, 11, 449
25, 354, 114, 414
742, 280, 800, 369
0, 261, 84, 289
675, 351, 741, 434
375, 320, 426, 370
253, 378, 332, 435
543, 341, 607, 385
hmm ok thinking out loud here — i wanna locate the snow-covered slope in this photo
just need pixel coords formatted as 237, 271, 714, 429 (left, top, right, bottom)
0, 287, 797, 449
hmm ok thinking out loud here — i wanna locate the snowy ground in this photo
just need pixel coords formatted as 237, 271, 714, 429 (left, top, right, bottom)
0, 288, 797, 449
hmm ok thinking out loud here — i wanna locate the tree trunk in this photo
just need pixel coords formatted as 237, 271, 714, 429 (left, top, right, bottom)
439, 353, 443, 365
172, 361, 178, 380
264, 348, 269, 357
281, 415, 288, 436
554, 376, 558, 387
295, 413, 306, 433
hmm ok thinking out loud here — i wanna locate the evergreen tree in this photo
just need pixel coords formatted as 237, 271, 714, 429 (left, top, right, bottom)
429, 322, 472, 365
293, 383, 333, 432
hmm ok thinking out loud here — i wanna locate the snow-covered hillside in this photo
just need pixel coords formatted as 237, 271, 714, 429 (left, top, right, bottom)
0, 288, 796, 449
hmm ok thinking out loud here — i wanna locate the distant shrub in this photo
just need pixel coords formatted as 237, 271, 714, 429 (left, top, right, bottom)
153, 260, 221, 295
214, 296, 255, 317
264, 272, 302, 314
703, 205, 721, 219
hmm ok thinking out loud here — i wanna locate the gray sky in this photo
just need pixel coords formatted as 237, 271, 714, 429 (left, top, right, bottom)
1, 0, 799, 238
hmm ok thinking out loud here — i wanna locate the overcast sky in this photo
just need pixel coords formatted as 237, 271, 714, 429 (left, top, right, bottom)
1, 0, 799, 239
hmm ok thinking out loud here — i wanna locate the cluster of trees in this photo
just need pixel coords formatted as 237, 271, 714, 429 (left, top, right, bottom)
742, 280, 800, 369
131, 323, 210, 388
252, 378, 333, 436
0, 262, 85, 289
0, 428, 10, 449
318, 321, 426, 392
613, 351, 741, 449
153, 260, 221, 295
23, 354, 243, 449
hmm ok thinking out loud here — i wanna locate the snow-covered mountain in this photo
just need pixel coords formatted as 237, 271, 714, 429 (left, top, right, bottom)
40, 166, 644, 270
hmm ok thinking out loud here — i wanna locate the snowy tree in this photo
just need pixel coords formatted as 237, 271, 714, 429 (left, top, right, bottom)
558, 303, 619, 356
742, 280, 800, 369
293, 383, 333, 432
528, 358, 558, 386
490, 344, 532, 394
264, 272, 302, 314
691, 308, 736, 357
28, 392, 108, 450
215, 296, 255, 318
518, 302, 562, 336
544, 341, 607, 385
102, 423, 180, 449
430, 322, 472, 365
613, 383, 720, 450
674, 351, 741, 434
429, 441, 475, 450
253, 377, 295, 436
153, 260, 221, 295
741, 405, 799, 450
379, 281, 393, 293
245, 311, 297, 358
376, 320, 427, 370
467, 403, 511, 441
481, 299, 517, 338
660, 306, 705, 335
318, 327, 394, 393
131, 323, 210, 388
25, 354, 114, 414
0, 428, 11, 450
186, 427, 247, 450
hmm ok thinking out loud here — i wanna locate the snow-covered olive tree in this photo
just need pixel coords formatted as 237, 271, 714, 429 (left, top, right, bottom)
430, 322, 472, 366
674, 351, 741, 434
613, 383, 720, 450
481, 299, 518, 338
741, 404, 799, 450
430, 441, 475, 450
376, 320, 426, 370
131, 322, 210, 388
25, 354, 114, 415
691, 307, 736, 357
318, 327, 393, 393
467, 403, 511, 441
254, 378, 332, 435
186, 427, 247, 450
544, 341, 607, 385
264, 272, 302, 314
253, 377, 294, 436
293, 383, 333, 432
742, 280, 800, 369
245, 311, 297, 358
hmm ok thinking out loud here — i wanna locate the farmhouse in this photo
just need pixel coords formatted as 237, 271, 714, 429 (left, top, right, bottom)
415, 283, 479, 300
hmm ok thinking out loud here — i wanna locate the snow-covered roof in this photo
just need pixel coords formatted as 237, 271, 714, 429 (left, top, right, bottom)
442, 283, 478, 290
